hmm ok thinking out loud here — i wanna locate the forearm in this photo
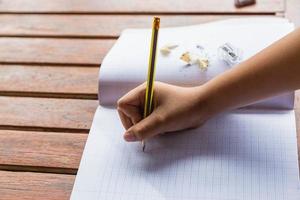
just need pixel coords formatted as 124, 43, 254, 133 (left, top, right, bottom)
201, 28, 300, 116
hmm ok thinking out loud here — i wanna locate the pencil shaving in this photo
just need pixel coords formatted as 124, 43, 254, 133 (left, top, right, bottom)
196, 58, 209, 71
180, 51, 192, 63
180, 51, 209, 71
160, 47, 171, 55
160, 44, 179, 55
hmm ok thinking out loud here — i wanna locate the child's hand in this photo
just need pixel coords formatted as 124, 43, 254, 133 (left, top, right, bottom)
117, 82, 211, 142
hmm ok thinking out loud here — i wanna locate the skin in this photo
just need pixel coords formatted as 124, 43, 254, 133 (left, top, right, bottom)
117, 28, 300, 142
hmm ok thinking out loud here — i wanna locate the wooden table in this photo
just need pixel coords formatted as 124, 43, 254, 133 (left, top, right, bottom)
0, 1, 299, 199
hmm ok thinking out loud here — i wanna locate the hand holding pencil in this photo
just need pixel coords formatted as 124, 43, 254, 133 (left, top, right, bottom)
117, 17, 211, 146
117, 82, 209, 142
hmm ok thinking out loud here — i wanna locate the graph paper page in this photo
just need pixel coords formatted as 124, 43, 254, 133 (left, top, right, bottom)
71, 106, 300, 200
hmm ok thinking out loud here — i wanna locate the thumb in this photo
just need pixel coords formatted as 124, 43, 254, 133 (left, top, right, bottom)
123, 112, 165, 142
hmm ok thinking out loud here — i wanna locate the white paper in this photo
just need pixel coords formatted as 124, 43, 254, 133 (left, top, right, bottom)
71, 106, 300, 200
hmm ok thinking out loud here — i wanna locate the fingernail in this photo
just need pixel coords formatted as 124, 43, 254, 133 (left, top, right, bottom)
124, 132, 138, 142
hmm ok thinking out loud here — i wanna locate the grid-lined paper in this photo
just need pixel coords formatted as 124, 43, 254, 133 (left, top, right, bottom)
71, 106, 300, 200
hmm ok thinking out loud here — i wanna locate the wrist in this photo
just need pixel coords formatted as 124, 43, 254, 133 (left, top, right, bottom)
194, 84, 224, 121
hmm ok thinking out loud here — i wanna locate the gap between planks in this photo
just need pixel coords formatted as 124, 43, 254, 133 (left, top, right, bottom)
0, 165, 77, 175
0, 125, 90, 133
0, 92, 98, 100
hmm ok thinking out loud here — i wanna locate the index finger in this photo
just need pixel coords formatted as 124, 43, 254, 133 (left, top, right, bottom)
117, 82, 146, 108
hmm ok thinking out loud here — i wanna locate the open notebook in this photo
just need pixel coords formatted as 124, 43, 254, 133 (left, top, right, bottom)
71, 18, 300, 200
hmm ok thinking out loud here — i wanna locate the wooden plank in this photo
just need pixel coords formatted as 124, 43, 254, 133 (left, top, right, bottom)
0, 65, 98, 97
0, 97, 97, 131
0, 14, 276, 38
0, 0, 283, 13
0, 38, 114, 65
0, 171, 73, 200
0, 130, 86, 172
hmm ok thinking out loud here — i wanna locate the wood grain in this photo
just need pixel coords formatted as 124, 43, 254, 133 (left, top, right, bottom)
0, 38, 115, 65
0, 0, 283, 13
0, 171, 74, 200
0, 97, 97, 131
0, 65, 98, 97
0, 14, 272, 38
0, 130, 86, 172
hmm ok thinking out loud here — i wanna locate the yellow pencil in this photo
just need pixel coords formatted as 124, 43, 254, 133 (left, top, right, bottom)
142, 17, 160, 152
